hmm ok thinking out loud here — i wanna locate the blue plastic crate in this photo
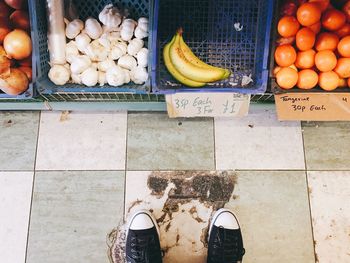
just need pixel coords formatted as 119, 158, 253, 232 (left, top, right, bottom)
151, 0, 274, 94
30, 0, 153, 96
0, 0, 36, 100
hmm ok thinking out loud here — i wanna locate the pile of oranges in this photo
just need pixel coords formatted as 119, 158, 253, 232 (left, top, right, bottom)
274, 0, 350, 91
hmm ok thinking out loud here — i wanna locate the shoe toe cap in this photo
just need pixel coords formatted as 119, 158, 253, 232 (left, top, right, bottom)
214, 211, 239, 230
130, 213, 155, 230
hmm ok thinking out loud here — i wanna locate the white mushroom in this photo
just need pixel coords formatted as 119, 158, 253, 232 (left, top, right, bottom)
75, 33, 91, 53
98, 59, 116, 72
85, 18, 103, 39
85, 39, 109, 62
65, 19, 84, 39
66, 41, 79, 64
106, 65, 126, 86
81, 67, 98, 86
127, 38, 144, 56
130, 66, 148, 84
48, 65, 70, 85
136, 48, 148, 67
118, 54, 137, 70
71, 73, 82, 84
120, 19, 137, 41
134, 17, 148, 39
109, 42, 127, 60
70, 55, 91, 74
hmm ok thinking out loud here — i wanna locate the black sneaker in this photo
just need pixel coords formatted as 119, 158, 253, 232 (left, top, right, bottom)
207, 208, 245, 263
126, 210, 163, 263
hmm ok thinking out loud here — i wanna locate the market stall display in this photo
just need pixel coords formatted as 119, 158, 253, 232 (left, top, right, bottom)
0, 0, 34, 98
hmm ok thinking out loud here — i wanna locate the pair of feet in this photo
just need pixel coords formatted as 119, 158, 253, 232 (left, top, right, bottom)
126, 208, 245, 263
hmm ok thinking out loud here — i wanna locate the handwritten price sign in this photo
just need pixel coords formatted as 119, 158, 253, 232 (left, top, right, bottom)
166, 93, 250, 118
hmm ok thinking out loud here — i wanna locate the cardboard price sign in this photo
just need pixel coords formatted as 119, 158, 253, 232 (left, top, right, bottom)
166, 93, 250, 118
275, 93, 350, 121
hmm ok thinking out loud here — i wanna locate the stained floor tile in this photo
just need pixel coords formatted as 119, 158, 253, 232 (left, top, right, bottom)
127, 113, 215, 170
215, 105, 305, 170
117, 171, 236, 263
308, 171, 350, 262
0, 111, 39, 170
303, 122, 350, 170
225, 171, 315, 263
36, 111, 127, 170
26, 171, 125, 263
0, 172, 34, 263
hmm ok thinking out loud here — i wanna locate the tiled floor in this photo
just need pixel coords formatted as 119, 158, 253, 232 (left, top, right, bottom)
1, 105, 350, 263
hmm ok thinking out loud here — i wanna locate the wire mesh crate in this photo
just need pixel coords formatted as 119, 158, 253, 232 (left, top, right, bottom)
30, 0, 153, 98
151, 0, 274, 94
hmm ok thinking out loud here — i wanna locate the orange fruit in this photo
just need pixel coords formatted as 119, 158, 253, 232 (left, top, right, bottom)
308, 21, 321, 34
295, 49, 316, 69
322, 9, 346, 31
297, 3, 321, 26
338, 78, 347, 87
337, 36, 350, 57
273, 64, 298, 76
315, 50, 337, 72
334, 57, 350, 78
315, 32, 339, 51
296, 27, 316, 50
342, 1, 350, 23
334, 23, 350, 38
276, 67, 299, 89
297, 69, 319, 89
318, 71, 340, 91
274, 44, 297, 67
278, 16, 300, 37
309, 0, 330, 12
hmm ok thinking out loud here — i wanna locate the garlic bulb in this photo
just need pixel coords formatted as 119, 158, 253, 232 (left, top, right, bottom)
130, 66, 148, 84
81, 67, 98, 86
75, 33, 91, 53
98, 4, 122, 30
107, 31, 122, 46
123, 69, 131, 83
110, 42, 127, 60
120, 19, 137, 41
71, 73, 82, 84
70, 55, 91, 74
127, 38, 144, 56
66, 41, 79, 63
85, 18, 103, 39
98, 71, 106, 86
106, 65, 125, 86
118, 54, 137, 70
48, 65, 70, 85
136, 48, 148, 67
98, 59, 115, 72
85, 39, 109, 62
65, 19, 84, 39
134, 17, 148, 39
98, 37, 111, 50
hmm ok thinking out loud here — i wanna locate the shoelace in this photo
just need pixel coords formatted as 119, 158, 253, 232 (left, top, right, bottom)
209, 227, 245, 263
129, 234, 158, 263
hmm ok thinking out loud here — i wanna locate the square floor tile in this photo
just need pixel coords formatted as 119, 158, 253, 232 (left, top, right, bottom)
0, 172, 34, 263
36, 111, 127, 170
308, 171, 350, 263
26, 171, 125, 263
215, 105, 305, 170
225, 171, 315, 263
0, 111, 39, 170
127, 113, 215, 170
303, 122, 350, 170
118, 171, 237, 263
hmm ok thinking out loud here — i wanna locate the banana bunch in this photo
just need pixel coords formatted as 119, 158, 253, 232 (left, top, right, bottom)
163, 29, 231, 87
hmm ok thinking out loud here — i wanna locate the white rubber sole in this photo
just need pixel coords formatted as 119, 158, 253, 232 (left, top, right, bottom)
127, 209, 160, 238
208, 208, 241, 241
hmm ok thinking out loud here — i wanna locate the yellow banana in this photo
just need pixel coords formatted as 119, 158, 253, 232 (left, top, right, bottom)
169, 31, 226, 83
163, 36, 206, 88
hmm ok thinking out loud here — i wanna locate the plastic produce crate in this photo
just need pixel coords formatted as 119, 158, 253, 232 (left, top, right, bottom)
30, 0, 153, 98
151, 0, 274, 94
0, 0, 36, 100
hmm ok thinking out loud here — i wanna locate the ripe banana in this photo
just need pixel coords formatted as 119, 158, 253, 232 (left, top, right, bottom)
169, 31, 226, 83
179, 36, 231, 80
163, 37, 206, 88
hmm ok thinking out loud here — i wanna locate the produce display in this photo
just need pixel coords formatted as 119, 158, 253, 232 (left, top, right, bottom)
274, 0, 350, 91
47, 2, 149, 87
163, 29, 230, 87
0, 0, 32, 95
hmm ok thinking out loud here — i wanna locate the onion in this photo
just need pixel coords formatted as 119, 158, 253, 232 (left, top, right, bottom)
0, 18, 10, 44
10, 10, 30, 31
0, 1, 12, 18
18, 66, 31, 81
0, 67, 28, 95
4, 0, 23, 10
0, 52, 10, 77
4, 29, 31, 60
17, 55, 31, 66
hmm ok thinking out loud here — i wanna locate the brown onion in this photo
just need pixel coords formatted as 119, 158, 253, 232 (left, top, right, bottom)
4, 29, 31, 60
0, 1, 12, 18
18, 66, 31, 81
0, 18, 10, 44
0, 45, 10, 77
4, 0, 23, 10
0, 67, 28, 95
10, 10, 30, 31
